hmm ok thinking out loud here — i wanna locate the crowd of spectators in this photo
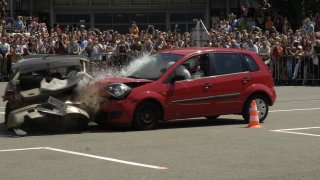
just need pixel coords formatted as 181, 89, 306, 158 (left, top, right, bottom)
0, 0, 319, 84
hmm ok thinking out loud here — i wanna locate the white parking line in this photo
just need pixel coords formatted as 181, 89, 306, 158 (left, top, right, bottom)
0, 147, 167, 170
271, 126, 320, 137
0, 147, 44, 152
269, 108, 320, 113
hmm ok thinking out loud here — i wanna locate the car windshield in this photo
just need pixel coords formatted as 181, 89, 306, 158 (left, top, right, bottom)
125, 53, 182, 80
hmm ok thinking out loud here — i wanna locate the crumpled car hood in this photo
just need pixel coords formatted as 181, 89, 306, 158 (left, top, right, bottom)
96, 77, 153, 86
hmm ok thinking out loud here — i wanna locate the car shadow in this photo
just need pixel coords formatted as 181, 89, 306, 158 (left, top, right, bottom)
0, 117, 247, 137
159, 117, 247, 130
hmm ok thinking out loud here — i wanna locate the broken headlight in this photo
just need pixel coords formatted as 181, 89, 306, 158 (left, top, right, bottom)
104, 83, 131, 99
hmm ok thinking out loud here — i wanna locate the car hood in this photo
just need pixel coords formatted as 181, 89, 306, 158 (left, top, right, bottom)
96, 77, 153, 88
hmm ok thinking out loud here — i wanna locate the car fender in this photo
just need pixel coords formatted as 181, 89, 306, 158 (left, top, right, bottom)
243, 84, 276, 105
128, 90, 166, 111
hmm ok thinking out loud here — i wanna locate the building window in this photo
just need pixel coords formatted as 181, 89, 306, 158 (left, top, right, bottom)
53, 0, 69, 5
111, 0, 130, 5
56, 14, 73, 23
187, 13, 204, 21
56, 14, 90, 24
132, 0, 149, 5
71, 0, 89, 5
113, 14, 131, 23
190, 0, 207, 4
149, 13, 166, 23
171, 0, 188, 4
74, 14, 90, 24
132, 14, 148, 23
151, 0, 168, 5
170, 14, 186, 22
95, 14, 113, 24
92, 0, 110, 5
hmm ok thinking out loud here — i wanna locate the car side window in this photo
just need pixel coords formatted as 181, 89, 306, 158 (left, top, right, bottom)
212, 53, 245, 75
175, 54, 210, 81
242, 54, 260, 72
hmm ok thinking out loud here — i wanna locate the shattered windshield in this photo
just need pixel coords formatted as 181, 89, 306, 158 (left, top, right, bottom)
125, 53, 182, 80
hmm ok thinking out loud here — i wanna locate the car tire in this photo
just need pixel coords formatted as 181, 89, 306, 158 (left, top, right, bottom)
77, 118, 89, 131
133, 101, 161, 130
242, 95, 269, 123
205, 116, 220, 120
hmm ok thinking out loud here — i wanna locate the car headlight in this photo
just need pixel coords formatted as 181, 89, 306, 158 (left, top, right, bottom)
104, 83, 132, 99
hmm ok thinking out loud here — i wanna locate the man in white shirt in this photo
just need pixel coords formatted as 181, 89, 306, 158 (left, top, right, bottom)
0, 37, 11, 76
246, 39, 259, 54
259, 41, 271, 63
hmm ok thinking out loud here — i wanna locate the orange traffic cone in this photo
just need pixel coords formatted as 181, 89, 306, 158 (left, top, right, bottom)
247, 100, 262, 128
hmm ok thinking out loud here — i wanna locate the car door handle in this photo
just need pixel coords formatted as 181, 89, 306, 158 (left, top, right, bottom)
203, 83, 213, 89
242, 77, 251, 83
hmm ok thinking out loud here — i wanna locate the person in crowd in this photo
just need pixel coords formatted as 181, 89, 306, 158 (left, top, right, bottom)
271, 40, 284, 78
230, 39, 241, 49
302, 18, 315, 35
246, 39, 259, 53
91, 37, 104, 62
310, 40, 320, 85
259, 40, 271, 64
142, 37, 153, 54
115, 35, 129, 66
284, 39, 296, 80
54, 24, 62, 35
161, 37, 175, 50
54, 34, 68, 54
79, 39, 93, 57
67, 35, 80, 55
77, 33, 88, 50
292, 45, 304, 80
130, 36, 143, 57
15, 16, 25, 32
151, 35, 166, 53
2, 6, 320, 86
0, 37, 11, 76
129, 21, 139, 37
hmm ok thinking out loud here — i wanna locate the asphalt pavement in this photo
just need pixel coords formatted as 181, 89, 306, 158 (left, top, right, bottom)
0, 83, 320, 180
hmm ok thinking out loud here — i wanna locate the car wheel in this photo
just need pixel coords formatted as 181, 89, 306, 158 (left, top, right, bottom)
77, 118, 89, 131
205, 116, 220, 120
242, 95, 269, 123
133, 101, 161, 130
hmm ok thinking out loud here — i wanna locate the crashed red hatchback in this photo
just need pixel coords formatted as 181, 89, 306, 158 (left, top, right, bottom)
94, 48, 276, 130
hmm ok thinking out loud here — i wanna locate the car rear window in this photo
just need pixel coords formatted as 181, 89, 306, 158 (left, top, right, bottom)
242, 54, 260, 72
212, 53, 245, 75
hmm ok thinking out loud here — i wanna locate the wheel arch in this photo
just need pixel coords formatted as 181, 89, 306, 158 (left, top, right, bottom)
134, 98, 164, 122
245, 91, 272, 107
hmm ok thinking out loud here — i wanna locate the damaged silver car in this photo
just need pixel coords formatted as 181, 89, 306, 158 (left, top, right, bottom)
2, 54, 95, 135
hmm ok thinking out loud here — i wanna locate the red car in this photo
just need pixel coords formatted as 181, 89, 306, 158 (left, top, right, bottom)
94, 48, 276, 130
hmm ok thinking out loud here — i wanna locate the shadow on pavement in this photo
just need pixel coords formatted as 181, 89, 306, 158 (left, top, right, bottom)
0, 117, 247, 137
159, 117, 246, 130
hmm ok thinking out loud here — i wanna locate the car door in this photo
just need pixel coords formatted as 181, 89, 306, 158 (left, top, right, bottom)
164, 54, 215, 120
209, 53, 253, 114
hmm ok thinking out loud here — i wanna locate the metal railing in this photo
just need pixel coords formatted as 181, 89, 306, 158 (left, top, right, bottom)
269, 54, 320, 86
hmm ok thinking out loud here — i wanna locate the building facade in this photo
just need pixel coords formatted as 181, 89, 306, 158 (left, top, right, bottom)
8, 0, 254, 32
